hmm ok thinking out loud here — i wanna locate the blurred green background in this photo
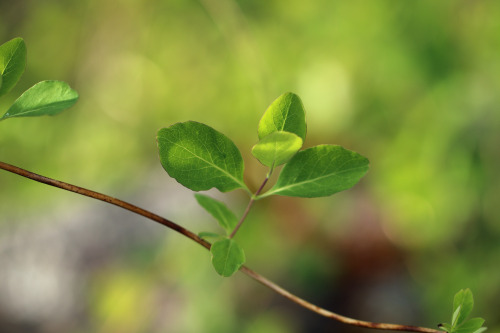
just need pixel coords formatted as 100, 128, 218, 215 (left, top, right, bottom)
1, 0, 499, 332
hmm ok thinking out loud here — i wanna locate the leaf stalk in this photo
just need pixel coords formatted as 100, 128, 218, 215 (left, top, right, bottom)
229, 171, 270, 239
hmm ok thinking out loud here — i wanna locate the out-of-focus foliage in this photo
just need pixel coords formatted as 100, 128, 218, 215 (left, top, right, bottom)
1, 0, 499, 332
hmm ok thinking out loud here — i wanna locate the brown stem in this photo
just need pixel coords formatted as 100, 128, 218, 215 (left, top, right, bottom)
241, 266, 442, 332
0, 161, 443, 333
229, 175, 269, 239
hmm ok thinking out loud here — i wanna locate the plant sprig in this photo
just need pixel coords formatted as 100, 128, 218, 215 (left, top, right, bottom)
0, 36, 488, 333
438, 289, 487, 333
157, 92, 369, 276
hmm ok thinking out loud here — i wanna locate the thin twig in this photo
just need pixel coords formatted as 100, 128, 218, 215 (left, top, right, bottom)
0, 161, 443, 333
229, 174, 269, 239
241, 266, 442, 332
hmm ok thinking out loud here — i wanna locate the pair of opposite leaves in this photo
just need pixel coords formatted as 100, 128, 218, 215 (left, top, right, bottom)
157, 92, 370, 199
0, 37, 78, 121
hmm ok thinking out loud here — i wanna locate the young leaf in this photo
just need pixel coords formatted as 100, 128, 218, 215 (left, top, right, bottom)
453, 289, 474, 327
157, 121, 247, 193
195, 194, 238, 235
261, 145, 369, 198
1, 80, 78, 120
454, 318, 486, 333
438, 323, 453, 332
210, 238, 245, 277
252, 131, 303, 167
0, 37, 26, 97
258, 92, 307, 141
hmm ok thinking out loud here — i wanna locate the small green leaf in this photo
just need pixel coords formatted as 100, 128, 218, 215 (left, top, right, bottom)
157, 121, 248, 193
453, 289, 474, 327
195, 194, 238, 235
261, 145, 369, 198
210, 238, 245, 277
252, 131, 303, 167
454, 318, 485, 333
0, 37, 26, 97
258, 92, 307, 141
198, 231, 221, 240
438, 323, 453, 332
1, 80, 78, 120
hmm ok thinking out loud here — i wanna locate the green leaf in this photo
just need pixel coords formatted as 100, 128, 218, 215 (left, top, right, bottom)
210, 238, 245, 277
252, 131, 303, 167
0, 37, 26, 97
1, 80, 78, 120
258, 92, 307, 141
198, 231, 221, 240
453, 289, 474, 327
438, 323, 453, 332
454, 318, 485, 333
261, 145, 369, 198
195, 194, 238, 235
157, 121, 248, 193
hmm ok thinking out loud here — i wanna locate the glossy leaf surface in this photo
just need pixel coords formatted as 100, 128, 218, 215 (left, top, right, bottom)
263, 145, 369, 198
1, 81, 78, 120
0, 37, 26, 97
157, 121, 247, 192
210, 238, 245, 277
252, 131, 303, 167
258, 92, 306, 141
195, 194, 238, 234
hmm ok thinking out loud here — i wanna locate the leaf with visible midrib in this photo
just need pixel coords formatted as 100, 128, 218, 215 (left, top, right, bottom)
195, 194, 238, 234
258, 92, 307, 141
1, 81, 78, 120
261, 145, 369, 198
157, 121, 248, 193
210, 238, 245, 277
252, 131, 303, 167
0, 37, 26, 98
